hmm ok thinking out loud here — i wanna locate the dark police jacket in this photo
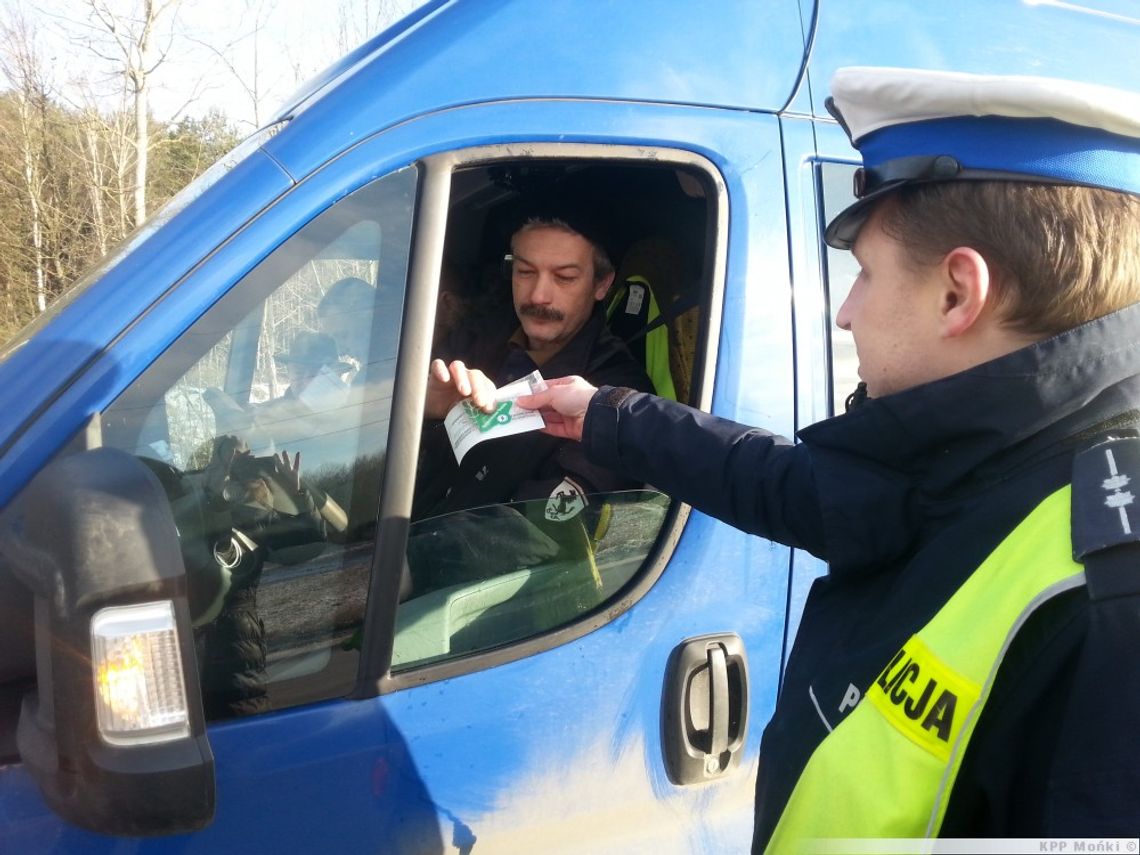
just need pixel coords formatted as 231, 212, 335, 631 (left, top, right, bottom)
413, 305, 653, 521
583, 302, 1140, 845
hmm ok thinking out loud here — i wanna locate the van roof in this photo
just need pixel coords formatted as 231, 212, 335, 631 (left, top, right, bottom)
263, 0, 1140, 182
261, 0, 811, 179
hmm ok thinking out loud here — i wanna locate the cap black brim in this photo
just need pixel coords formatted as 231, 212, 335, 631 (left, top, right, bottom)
824, 184, 899, 250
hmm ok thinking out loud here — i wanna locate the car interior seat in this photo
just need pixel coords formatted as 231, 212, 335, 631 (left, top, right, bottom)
606, 235, 699, 404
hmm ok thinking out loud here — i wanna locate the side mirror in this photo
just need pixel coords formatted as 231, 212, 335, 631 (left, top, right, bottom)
0, 448, 214, 835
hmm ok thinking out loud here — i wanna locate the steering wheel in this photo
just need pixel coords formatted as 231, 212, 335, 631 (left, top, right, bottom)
135, 454, 249, 626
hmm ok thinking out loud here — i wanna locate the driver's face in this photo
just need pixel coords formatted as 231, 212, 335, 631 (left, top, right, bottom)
510, 226, 613, 355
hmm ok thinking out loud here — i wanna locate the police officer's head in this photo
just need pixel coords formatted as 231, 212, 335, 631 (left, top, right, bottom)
826, 68, 1140, 398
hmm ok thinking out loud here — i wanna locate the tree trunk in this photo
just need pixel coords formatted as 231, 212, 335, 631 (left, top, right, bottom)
16, 97, 46, 313
134, 74, 147, 224
83, 118, 109, 257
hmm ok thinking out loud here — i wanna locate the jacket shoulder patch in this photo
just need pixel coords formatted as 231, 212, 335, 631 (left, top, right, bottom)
1072, 434, 1140, 559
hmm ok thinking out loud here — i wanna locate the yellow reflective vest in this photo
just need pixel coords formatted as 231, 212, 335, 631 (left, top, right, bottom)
765, 485, 1087, 852
606, 275, 677, 402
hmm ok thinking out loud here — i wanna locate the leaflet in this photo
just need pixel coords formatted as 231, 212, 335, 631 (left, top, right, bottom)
444, 370, 548, 464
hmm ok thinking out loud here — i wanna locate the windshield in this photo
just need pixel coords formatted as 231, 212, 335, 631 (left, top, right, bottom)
0, 121, 288, 365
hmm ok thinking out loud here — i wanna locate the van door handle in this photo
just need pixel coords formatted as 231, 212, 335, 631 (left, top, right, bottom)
708, 644, 730, 756
663, 633, 749, 785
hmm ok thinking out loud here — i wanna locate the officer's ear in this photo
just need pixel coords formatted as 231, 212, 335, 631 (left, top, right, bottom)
938, 246, 992, 339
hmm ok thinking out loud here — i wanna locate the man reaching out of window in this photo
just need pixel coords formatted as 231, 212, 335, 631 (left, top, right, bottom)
411, 201, 653, 589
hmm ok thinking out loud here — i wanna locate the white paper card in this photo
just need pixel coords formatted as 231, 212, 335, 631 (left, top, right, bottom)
444, 370, 548, 464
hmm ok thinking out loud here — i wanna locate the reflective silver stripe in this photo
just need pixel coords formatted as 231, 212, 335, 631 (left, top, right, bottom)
924, 571, 1087, 837
809, 684, 835, 733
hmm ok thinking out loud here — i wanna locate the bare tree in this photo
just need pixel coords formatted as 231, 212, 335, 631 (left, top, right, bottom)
186, 0, 277, 130
0, 11, 53, 313
0, 2, 243, 341
79, 109, 109, 256
83, 0, 183, 225
334, 0, 416, 53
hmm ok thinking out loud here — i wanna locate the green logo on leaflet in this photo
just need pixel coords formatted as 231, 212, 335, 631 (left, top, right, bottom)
465, 400, 513, 432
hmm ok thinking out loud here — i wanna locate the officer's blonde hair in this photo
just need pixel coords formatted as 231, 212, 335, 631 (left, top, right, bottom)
881, 183, 1140, 336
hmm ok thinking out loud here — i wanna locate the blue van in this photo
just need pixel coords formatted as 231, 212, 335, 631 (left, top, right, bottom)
0, 2, 1135, 851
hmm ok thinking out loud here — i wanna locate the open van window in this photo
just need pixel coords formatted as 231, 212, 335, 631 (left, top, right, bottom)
397, 153, 720, 671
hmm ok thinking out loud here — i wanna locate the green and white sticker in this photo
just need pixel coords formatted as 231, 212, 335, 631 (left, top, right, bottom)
463, 399, 514, 432
444, 370, 548, 464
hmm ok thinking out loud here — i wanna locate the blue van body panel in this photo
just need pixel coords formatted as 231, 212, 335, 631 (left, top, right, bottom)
1, 515, 788, 854
806, 1, 1140, 119
262, 0, 808, 180
2, 0, 1139, 849
0, 98, 794, 852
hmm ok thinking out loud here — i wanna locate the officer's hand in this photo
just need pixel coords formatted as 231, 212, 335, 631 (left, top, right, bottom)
516, 375, 597, 442
424, 359, 497, 419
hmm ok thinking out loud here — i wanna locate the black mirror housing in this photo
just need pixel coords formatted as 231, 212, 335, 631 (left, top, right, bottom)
0, 447, 214, 835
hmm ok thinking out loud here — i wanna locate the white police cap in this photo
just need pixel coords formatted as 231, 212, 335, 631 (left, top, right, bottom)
825, 67, 1140, 249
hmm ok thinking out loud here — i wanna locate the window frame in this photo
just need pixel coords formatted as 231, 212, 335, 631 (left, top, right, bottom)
355, 142, 730, 698
815, 159, 862, 418
98, 165, 421, 714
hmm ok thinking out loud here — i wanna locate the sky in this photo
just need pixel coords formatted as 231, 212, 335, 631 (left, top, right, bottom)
2, 0, 429, 130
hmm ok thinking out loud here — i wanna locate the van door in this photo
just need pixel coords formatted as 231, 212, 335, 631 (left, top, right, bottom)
783, 114, 862, 675
0, 97, 797, 853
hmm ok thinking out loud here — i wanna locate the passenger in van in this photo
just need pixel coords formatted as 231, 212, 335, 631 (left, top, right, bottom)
433, 259, 473, 343
517, 70, 1140, 844
410, 204, 653, 587
317, 276, 375, 383
202, 330, 350, 435
263, 331, 351, 415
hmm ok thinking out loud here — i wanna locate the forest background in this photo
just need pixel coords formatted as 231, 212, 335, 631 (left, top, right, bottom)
0, 0, 423, 343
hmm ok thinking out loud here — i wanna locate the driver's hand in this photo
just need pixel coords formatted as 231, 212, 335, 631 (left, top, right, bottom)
424, 358, 497, 419
274, 450, 303, 495
204, 435, 245, 498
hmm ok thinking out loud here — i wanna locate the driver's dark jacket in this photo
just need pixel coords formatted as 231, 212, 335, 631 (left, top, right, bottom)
413, 305, 652, 521
583, 302, 1140, 845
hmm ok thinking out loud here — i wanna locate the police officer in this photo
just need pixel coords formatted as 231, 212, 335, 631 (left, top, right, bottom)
509, 68, 1140, 846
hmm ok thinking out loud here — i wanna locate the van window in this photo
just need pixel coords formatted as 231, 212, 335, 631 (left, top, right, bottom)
819, 162, 861, 415
395, 156, 717, 671
101, 166, 416, 717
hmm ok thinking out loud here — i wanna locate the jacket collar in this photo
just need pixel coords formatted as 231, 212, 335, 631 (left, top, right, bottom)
504, 304, 608, 376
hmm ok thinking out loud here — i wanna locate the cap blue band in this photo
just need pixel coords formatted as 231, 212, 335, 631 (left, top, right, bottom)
859, 116, 1140, 197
